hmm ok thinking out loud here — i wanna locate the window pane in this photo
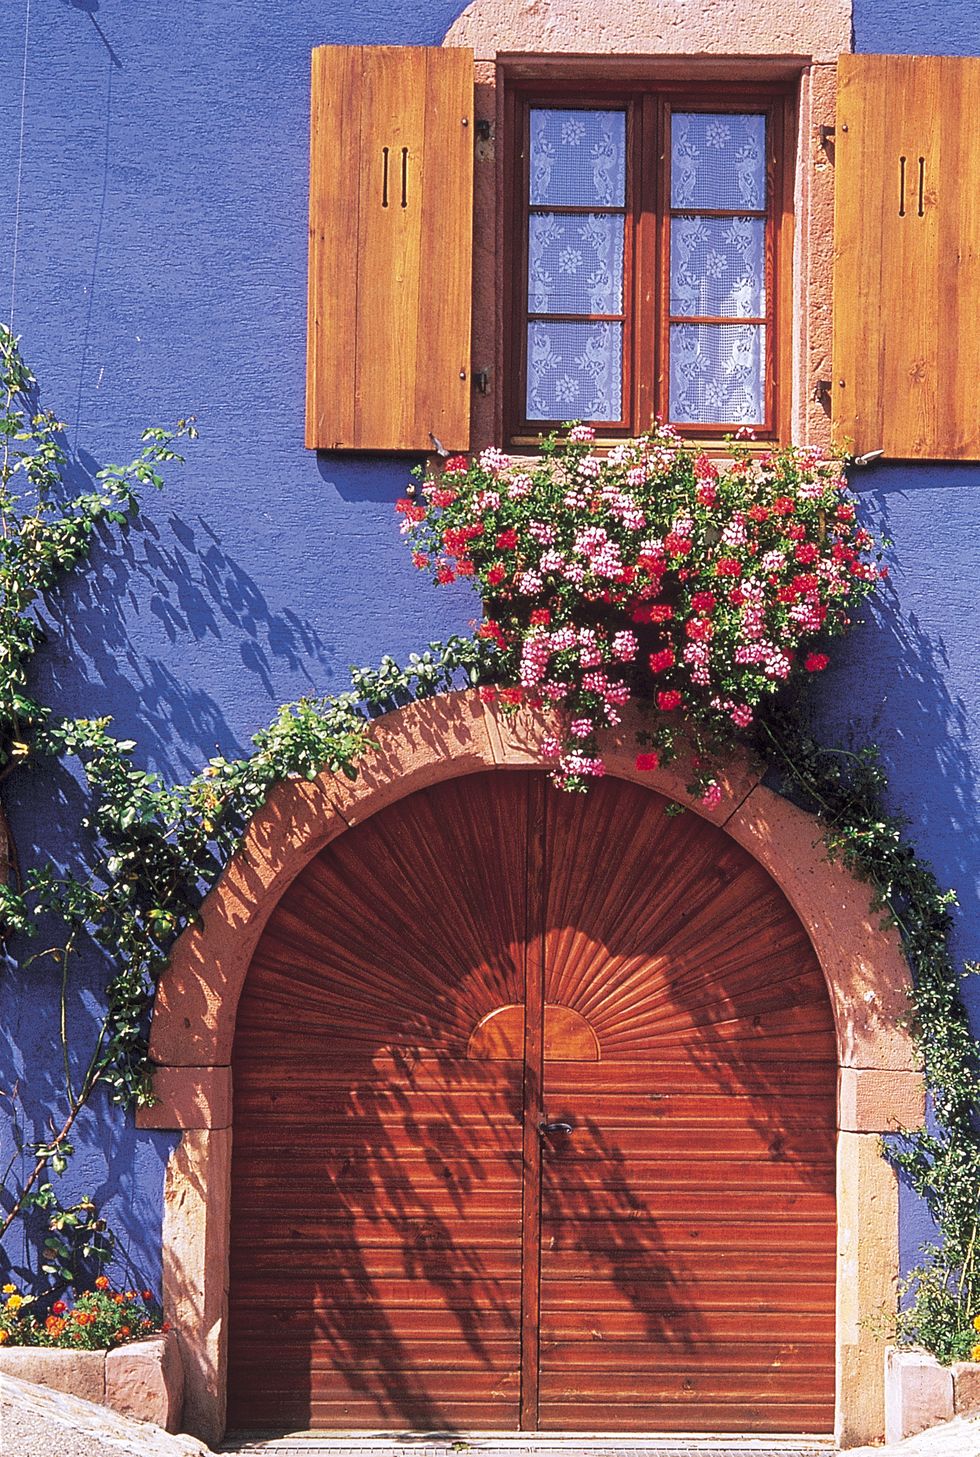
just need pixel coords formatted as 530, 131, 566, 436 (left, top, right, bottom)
529, 109, 626, 207
669, 323, 765, 425
671, 112, 767, 211
526, 321, 623, 421
528, 213, 625, 315
670, 215, 765, 318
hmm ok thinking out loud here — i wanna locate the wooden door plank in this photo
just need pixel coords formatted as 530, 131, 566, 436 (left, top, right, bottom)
518, 773, 545, 1430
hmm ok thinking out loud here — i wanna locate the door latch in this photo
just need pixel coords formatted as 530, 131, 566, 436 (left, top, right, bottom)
539, 1119, 573, 1135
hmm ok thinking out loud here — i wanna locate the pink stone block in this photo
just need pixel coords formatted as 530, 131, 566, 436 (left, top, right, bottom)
0, 1345, 105, 1404
105, 1332, 184, 1433
885, 1346, 954, 1443
953, 1360, 980, 1415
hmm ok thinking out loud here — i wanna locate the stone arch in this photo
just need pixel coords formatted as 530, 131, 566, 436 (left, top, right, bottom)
139, 690, 924, 1447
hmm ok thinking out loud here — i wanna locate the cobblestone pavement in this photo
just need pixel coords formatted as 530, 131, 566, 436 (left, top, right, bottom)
219, 1434, 837, 1457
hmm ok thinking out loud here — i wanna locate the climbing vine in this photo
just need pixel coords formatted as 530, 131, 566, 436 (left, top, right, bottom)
0, 325, 977, 1360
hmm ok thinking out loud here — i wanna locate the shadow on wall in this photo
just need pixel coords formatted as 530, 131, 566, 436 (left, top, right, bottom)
32, 484, 334, 780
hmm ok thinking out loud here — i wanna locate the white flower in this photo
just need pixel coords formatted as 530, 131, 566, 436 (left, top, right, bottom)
558, 247, 583, 275
705, 121, 731, 150
561, 118, 586, 146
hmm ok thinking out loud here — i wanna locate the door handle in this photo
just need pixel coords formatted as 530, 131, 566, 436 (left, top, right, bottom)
539, 1119, 573, 1135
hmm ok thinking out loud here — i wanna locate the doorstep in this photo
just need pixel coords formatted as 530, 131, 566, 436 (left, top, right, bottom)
219, 1434, 837, 1457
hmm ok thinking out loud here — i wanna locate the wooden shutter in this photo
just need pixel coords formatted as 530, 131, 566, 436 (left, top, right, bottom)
833, 54, 980, 460
305, 46, 474, 452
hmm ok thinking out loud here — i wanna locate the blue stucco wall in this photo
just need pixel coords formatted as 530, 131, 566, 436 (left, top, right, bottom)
0, 0, 978, 1297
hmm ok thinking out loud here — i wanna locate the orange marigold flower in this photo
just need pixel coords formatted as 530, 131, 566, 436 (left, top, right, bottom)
0, 1329, 9, 1344
94, 1276, 110, 1291
45, 1316, 66, 1337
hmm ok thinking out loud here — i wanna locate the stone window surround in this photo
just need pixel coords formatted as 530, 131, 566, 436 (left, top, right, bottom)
140, 691, 925, 1450
447, 0, 846, 456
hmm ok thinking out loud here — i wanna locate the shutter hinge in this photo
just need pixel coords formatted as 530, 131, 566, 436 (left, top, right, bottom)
812, 379, 832, 408
473, 369, 490, 395
819, 124, 836, 155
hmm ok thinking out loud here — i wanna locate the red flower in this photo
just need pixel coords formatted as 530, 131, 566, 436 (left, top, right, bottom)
664, 532, 692, 556
836, 503, 855, 521
530, 608, 551, 626
637, 551, 666, 575
411, 552, 428, 570
486, 563, 506, 587
777, 585, 798, 603
785, 523, 806, 541
696, 483, 718, 507
804, 652, 830, 672
685, 617, 713, 641
635, 752, 660, 772
444, 454, 469, 472
478, 685, 497, 703
395, 498, 426, 522
748, 504, 770, 523
435, 564, 456, 584
52, 1300, 67, 1315
793, 573, 819, 594
795, 542, 819, 565
477, 620, 506, 648
499, 687, 524, 706
729, 587, 746, 606
142, 1291, 153, 1302
647, 604, 674, 623
694, 454, 718, 481
656, 690, 683, 711
690, 590, 716, 614
772, 496, 795, 516
495, 528, 518, 550
715, 557, 742, 578
648, 648, 675, 673
431, 487, 457, 508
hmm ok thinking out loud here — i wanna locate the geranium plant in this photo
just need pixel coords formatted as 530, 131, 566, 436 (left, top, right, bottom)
398, 425, 886, 793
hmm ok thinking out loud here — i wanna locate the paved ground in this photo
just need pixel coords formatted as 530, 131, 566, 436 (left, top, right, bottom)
219, 1435, 836, 1457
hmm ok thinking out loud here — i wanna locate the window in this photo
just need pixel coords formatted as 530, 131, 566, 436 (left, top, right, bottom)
504, 81, 793, 445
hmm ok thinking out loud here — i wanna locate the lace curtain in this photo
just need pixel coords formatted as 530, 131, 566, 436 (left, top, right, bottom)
669, 111, 768, 425
526, 109, 626, 422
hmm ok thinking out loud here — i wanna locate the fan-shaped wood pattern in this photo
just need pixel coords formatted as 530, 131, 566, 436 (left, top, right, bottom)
228, 770, 836, 1433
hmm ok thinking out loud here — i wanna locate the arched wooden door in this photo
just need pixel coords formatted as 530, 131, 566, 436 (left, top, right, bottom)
228, 772, 837, 1433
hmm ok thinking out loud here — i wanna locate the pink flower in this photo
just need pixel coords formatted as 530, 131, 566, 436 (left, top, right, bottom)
729, 704, 754, 727
611, 630, 638, 661
570, 719, 593, 739
479, 447, 509, 475
700, 781, 723, 810
568, 424, 595, 443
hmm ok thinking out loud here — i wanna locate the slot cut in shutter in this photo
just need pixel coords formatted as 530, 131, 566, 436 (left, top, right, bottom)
305, 46, 474, 452
833, 54, 980, 460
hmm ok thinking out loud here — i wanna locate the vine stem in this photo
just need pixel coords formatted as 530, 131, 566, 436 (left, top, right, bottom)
0, 1067, 101, 1241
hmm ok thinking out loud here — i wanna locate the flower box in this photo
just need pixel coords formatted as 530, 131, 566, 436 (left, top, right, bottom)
0, 1330, 183, 1432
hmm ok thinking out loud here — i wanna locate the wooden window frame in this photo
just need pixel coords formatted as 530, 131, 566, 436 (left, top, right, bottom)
503, 75, 796, 449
